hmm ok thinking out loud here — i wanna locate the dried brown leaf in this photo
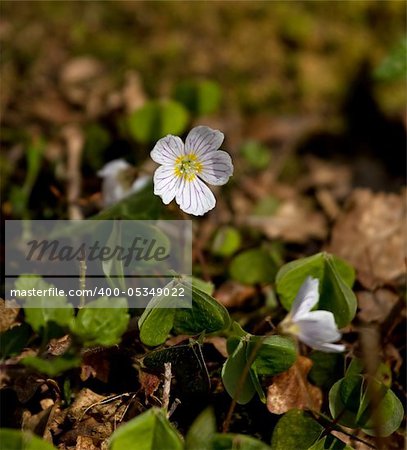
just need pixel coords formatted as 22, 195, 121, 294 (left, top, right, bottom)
80, 351, 110, 383
266, 356, 322, 415
328, 189, 406, 289
75, 435, 98, 450
61, 417, 113, 448
67, 388, 106, 421
47, 335, 72, 356
0, 298, 20, 332
247, 198, 327, 243
301, 156, 352, 198
122, 71, 147, 113
14, 374, 44, 403
22, 404, 53, 436
214, 281, 256, 308
139, 371, 161, 400
60, 57, 104, 85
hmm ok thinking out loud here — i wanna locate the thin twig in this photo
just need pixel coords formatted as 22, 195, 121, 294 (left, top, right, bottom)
62, 125, 84, 220
310, 409, 377, 449
162, 362, 172, 413
117, 393, 137, 424
222, 335, 268, 432
80, 392, 135, 421
168, 398, 181, 418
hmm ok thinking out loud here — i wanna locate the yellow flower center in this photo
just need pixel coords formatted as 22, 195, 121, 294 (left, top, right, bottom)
174, 153, 203, 181
279, 316, 300, 336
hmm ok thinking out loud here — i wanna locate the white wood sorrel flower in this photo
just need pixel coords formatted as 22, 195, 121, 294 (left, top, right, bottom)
280, 276, 345, 353
151, 126, 233, 216
98, 159, 149, 207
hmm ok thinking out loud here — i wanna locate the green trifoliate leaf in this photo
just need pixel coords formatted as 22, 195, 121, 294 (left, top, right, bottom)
16, 276, 74, 333
248, 335, 297, 377
174, 79, 222, 116
308, 435, 354, 450
138, 279, 179, 347
221, 339, 257, 405
0, 429, 58, 450
173, 284, 231, 335
230, 248, 277, 285
276, 252, 356, 328
109, 407, 183, 450
329, 375, 404, 436
128, 100, 189, 144
329, 375, 364, 428
357, 378, 403, 437
374, 37, 407, 82
211, 226, 242, 257
91, 183, 162, 220
22, 352, 81, 376
189, 276, 215, 295
185, 407, 216, 450
240, 140, 271, 170
270, 409, 323, 450
309, 351, 344, 390
71, 297, 129, 347
223, 331, 297, 405
213, 433, 272, 450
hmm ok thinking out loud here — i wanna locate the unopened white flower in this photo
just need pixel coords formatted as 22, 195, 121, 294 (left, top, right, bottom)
150, 126, 233, 216
280, 276, 345, 353
97, 159, 150, 207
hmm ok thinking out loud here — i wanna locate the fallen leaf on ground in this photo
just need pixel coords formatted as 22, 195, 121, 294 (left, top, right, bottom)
122, 70, 147, 113
0, 298, 20, 332
266, 356, 322, 414
47, 335, 72, 356
328, 189, 406, 289
60, 57, 105, 85
75, 435, 98, 450
13, 373, 44, 403
215, 281, 256, 308
61, 416, 113, 448
139, 371, 161, 402
300, 156, 352, 198
80, 350, 110, 383
247, 198, 327, 243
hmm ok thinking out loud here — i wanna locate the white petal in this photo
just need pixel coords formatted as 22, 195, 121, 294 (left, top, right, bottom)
185, 126, 224, 158
296, 310, 342, 343
311, 342, 346, 353
101, 180, 128, 207
131, 175, 150, 193
151, 135, 184, 165
176, 177, 216, 216
199, 150, 233, 186
153, 165, 180, 204
290, 277, 320, 321
97, 159, 130, 178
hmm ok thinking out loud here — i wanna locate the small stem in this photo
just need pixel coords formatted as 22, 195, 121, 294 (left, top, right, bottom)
222, 335, 268, 433
79, 259, 87, 308
309, 409, 376, 449
163, 362, 172, 414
